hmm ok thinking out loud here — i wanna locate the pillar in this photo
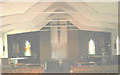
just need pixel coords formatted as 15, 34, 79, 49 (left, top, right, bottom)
0, 33, 3, 58
3, 33, 8, 58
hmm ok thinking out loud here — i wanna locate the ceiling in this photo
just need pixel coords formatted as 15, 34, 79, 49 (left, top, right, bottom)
0, 2, 118, 34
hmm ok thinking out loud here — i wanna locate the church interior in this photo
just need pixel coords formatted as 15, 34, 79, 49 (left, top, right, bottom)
0, 2, 120, 74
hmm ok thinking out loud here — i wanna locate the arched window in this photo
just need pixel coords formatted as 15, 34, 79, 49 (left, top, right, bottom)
88, 39, 95, 55
116, 36, 119, 55
25, 41, 31, 56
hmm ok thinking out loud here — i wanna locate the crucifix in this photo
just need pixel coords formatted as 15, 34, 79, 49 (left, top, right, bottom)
51, 20, 67, 60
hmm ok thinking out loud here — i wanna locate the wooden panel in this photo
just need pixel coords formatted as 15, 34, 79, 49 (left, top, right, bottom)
39, 31, 51, 63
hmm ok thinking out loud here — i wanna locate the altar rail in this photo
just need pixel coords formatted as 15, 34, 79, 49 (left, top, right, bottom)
70, 65, 118, 73
2, 66, 43, 73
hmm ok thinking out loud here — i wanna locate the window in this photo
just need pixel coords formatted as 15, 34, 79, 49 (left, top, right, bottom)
116, 36, 119, 55
25, 41, 31, 56
89, 39, 95, 55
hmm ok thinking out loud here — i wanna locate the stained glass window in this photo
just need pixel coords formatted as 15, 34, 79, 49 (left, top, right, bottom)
89, 39, 95, 55
25, 41, 31, 56
116, 36, 119, 55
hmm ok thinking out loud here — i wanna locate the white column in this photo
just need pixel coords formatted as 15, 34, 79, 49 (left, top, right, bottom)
0, 35, 3, 58
3, 33, 8, 58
